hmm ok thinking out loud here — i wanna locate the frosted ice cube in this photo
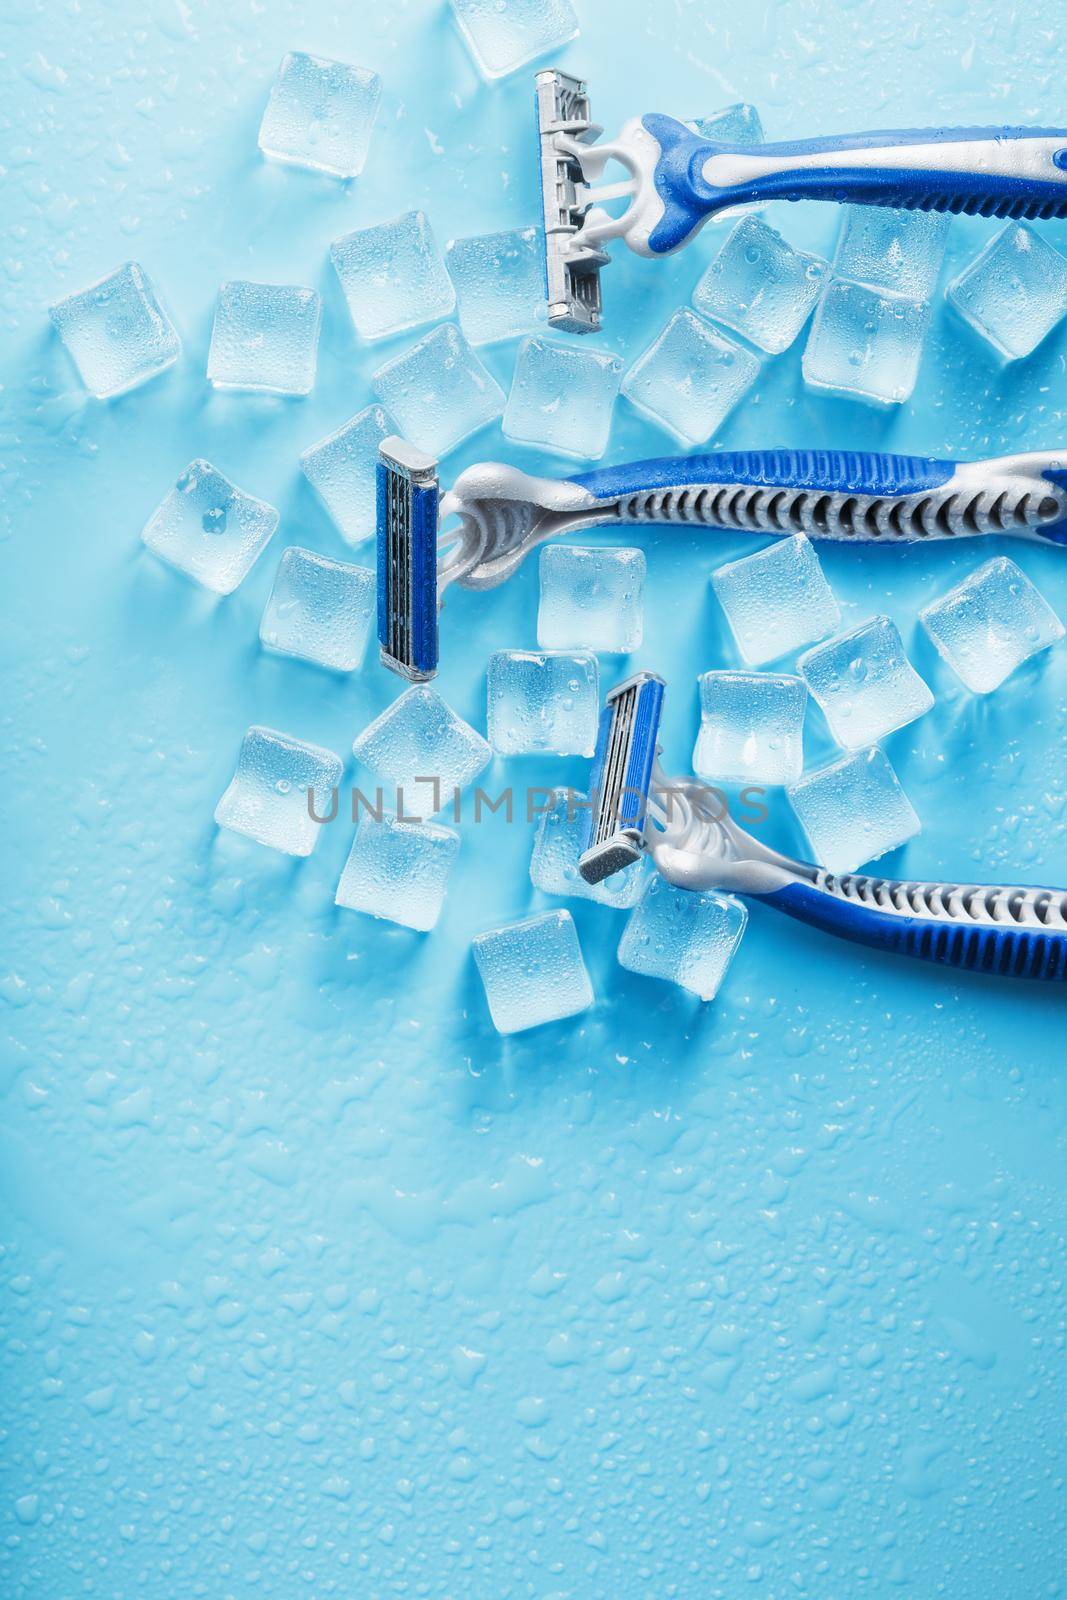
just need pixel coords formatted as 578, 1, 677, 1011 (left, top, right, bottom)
832, 206, 950, 301
207, 280, 321, 395
693, 671, 806, 785
472, 909, 593, 1035
331, 211, 455, 342
259, 546, 376, 672
621, 309, 760, 446
798, 615, 933, 749
712, 535, 841, 667
215, 725, 343, 856
503, 337, 621, 460
530, 789, 646, 909
258, 51, 381, 179
49, 261, 180, 399
688, 103, 764, 144
486, 650, 599, 756
446, 227, 547, 346
787, 745, 920, 875
919, 556, 1064, 694
300, 405, 392, 547
537, 544, 645, 653
692, 216, 827, 355
450, 0, 579, 81
617, 877, 747, 1001
141, 459, 279, 594
372, 323, 505, 458
802, 279, 929, 406
352, 686, 491, 814
335, 814, 460, 931
946, 222, 1067, 362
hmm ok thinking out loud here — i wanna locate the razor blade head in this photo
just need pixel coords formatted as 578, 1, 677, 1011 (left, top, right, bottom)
535, 68, 609, 335
376, 437, 440, 682
579, 671, 666, 884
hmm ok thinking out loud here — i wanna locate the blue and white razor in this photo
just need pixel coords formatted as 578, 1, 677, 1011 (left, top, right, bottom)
537, 68, 1067, 332
376, 437, 1067, 680
580, 672, 1067, 981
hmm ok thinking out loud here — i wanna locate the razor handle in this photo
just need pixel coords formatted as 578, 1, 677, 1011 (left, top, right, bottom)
641, 117, 1067, 254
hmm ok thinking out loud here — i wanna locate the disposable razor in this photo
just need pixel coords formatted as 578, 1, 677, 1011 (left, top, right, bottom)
376, 437, 1067, 680
578, 672, 1067, 981
536, 68, 1067, 332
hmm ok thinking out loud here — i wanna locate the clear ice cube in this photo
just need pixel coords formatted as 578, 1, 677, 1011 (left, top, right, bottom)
712, 535, 841, 667
258, 51, 381, 179
446, 227, 547, 346
450, 0, 579, 81
503, 336, 622, 460
335, 814, 460, 931
300, 404, 393, 547
352, 686, 491, 814
692, 216, 827, 355
787, 745, 920, 875
537, 544, 645, 654
802, 279, 929, 406
693, 670, 806, 785
688, 103, 764, 145
331, 211, 455, 343
798, 615, 933, 749
141, 459, 279, 594
207, 280, 321, 395
486, 650, 599, 756
617, 877, 748, 1001
832, 206, 950, 302
259, 546, 376, 672
371, 323, 505, 458
919, 555, 1064, 694
214, 725, 343, 857
472, 909, 594, 1035
621, 309, 760, 446
530, 789, 646, 909
946, 222, 1067, 362
49, 261, 180, 399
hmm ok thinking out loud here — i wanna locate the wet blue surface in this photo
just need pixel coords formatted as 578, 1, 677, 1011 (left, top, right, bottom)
2, 2, 1067, 1595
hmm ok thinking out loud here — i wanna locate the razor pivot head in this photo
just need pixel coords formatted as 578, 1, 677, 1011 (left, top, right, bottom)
579, 671, 666, 884
536, 68, 609, 335
377, 437, 440, 682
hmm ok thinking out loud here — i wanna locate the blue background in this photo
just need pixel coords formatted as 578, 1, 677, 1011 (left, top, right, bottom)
2, 1, 1067, 1596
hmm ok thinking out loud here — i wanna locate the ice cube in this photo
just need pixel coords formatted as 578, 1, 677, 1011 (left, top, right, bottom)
450, 0, 579, 81
352, 686, 491, 814
472, 909, 593, 1034
832, 206, 950, 301
537, 544, 645, 653
621, 309, 760, 446
300, 404, 393, 547
331, 211, 455, 343
371, 323, 505, 458
802, 279, 929, 406
693, 671, 806, 785
207, 280, 321, 395
259, 546, 376, 672
49, 261, 180, 399
946, 222, 1067, 362
787, 745, 920, 874
712, 535, 841, 667
215, 725, 343, 856
617, 877, 747, 1001
919, 555, 1064, 694
335, 814, 460, 931
258, 51, 381, 179
503, 336, 622, 460
692, 216, 827, 354
688, 103, 764, 145
486, 650, 599, 756
141, 460, 279, 594
798, 615, 933, 749
530, 789, 646, 909
446, 227, 547, 346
